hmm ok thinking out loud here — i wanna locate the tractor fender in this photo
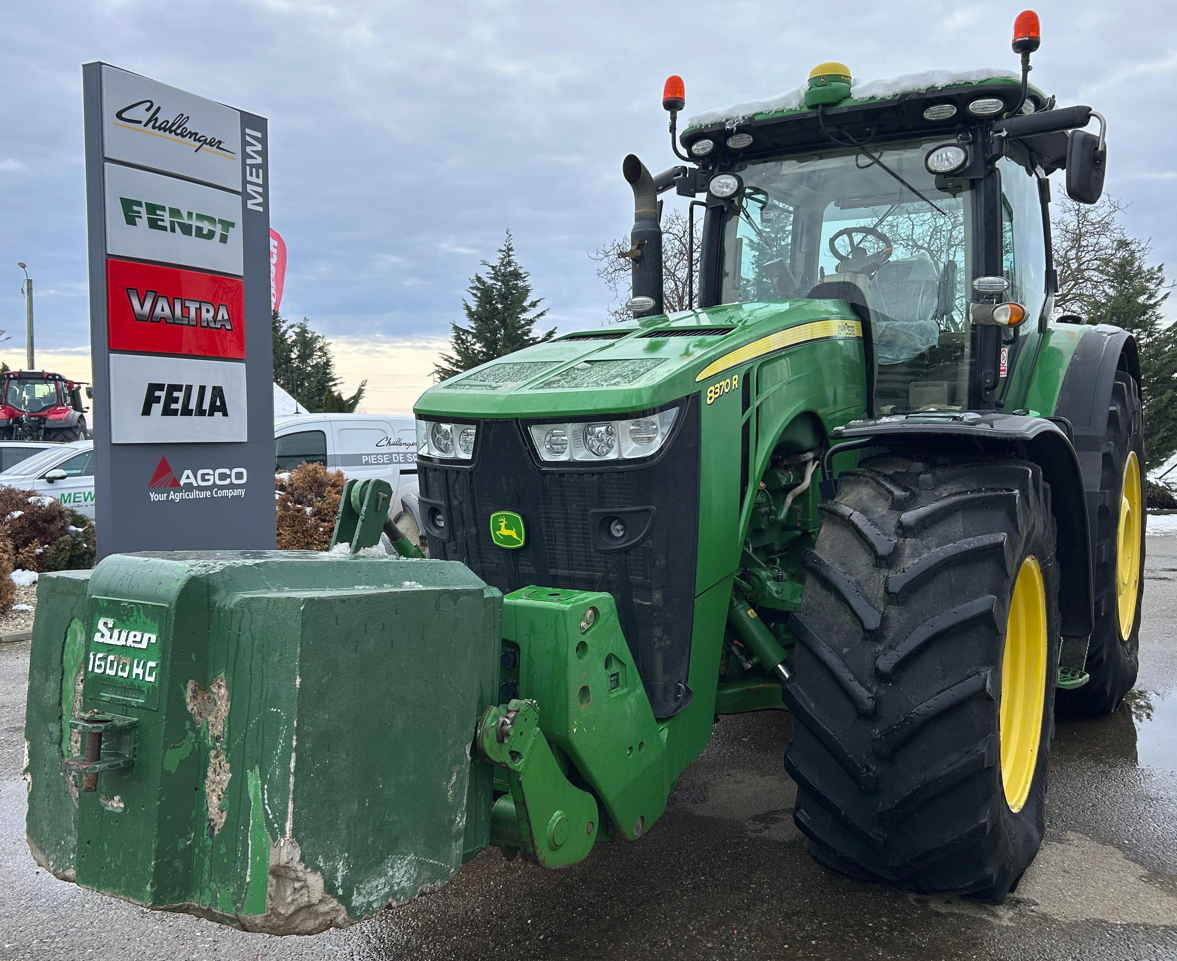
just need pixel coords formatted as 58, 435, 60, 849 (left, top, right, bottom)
830, 413, 1093, 639
1053, 324, 1140, 560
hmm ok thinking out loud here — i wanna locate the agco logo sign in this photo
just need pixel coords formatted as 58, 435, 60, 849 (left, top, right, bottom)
148, 455, 247, 504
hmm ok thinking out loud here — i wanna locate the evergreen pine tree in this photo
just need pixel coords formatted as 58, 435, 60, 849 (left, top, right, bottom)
272, 309, 366, 412
436, 232, 555, 380
1084, 238, 1176, 462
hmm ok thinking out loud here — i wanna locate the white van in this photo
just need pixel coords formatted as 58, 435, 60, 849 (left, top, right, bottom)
274, 413, 422, 537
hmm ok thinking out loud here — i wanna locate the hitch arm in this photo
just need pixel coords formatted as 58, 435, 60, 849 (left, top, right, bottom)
476, 699, 599, 867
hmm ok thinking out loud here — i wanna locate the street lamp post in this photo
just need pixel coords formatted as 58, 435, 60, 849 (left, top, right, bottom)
17, 262, 33, 370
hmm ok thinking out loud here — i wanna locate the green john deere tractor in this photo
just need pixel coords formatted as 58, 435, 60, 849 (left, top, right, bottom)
25, 11, 1143, 932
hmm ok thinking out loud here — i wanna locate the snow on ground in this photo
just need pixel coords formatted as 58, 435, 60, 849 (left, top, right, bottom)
1148, 513, 1177, 535
0, 583, 37, 634
9, 570, 37, 588
1150, 452, 1177, 483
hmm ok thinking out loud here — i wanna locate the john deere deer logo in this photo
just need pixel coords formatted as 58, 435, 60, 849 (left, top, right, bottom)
490, 510, 525, 549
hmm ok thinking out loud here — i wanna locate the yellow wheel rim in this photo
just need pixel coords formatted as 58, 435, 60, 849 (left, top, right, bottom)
1000, 556, 1048, 813
1116, 451, 1142, 640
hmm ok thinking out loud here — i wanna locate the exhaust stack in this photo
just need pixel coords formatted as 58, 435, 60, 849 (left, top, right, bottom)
622, 154, 663, 319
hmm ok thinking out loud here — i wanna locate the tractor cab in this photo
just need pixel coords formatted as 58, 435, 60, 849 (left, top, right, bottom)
661, 19, 1106, 418
0, 370, 91, 442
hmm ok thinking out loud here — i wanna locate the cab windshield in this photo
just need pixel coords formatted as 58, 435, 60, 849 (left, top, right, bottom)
720, 139, 973, 412
5, 378, 62, 413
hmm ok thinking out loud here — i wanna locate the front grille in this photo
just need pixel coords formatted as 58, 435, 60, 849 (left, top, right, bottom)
420, 398, 701, 719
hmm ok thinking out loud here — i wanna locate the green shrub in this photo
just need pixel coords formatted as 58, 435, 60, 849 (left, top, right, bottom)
0, 487, 96, 575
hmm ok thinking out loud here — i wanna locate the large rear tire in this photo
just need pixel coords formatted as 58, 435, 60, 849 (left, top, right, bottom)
1057, 369, 1143, 715
784, 454, 1060, 901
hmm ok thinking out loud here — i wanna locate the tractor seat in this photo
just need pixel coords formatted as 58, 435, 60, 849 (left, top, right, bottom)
870, 255, 942, 365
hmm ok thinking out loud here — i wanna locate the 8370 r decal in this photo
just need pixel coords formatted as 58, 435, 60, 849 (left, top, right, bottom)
706, 373, 739, 405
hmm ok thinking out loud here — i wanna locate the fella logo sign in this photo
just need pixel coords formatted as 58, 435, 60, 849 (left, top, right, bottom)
100, 65, 242, 191
108, 353, 247, 444
107, 259, 245, 359
104, 164, 243, 274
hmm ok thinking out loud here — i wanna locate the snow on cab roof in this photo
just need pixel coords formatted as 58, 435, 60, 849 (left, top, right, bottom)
685, 67, 1019, 130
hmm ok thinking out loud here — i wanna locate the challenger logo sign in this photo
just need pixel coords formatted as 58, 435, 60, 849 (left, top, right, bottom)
113, 100, 234, 156
100, 67, 243, 191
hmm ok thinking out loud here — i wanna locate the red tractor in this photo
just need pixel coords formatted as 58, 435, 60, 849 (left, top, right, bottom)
0, 370, 90, 442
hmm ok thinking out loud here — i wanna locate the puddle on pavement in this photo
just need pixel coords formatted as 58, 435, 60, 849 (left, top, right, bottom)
1126, 688, 1177, 773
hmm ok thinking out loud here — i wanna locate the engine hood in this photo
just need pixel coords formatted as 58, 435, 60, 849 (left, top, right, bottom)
415, 299, 862, 420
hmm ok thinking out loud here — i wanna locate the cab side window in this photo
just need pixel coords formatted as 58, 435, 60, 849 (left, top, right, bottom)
998, 153, 1048, 326
276, 430, 327, 471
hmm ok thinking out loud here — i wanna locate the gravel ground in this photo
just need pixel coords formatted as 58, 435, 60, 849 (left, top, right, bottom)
0, 583, 36, 636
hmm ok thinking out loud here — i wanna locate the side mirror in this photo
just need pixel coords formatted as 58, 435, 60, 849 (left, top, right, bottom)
43, 468, 67, 483
85, 387, 93, 399
1066, 129, 1107, 204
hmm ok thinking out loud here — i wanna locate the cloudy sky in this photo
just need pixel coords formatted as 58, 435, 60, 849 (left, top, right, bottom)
3, 0, 1175, 412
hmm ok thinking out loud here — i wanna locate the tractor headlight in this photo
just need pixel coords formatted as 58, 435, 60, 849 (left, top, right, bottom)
708, 173, 743, 199
543, 427, 569, 456
582, 423, 617, 458
690, 138, 715, 157
967, 97, 1005, 117
528, 407, 680, 463
922, 103, 957, 121
417, 419, 477, 460
925, 143, 968, 175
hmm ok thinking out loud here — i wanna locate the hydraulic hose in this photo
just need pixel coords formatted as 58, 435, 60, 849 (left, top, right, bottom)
383, 519, 425, 559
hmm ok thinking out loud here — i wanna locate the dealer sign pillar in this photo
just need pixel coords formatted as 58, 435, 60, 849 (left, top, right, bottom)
83, 63, 275, 557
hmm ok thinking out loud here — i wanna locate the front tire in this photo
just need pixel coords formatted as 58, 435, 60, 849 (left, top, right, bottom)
1057, 369, 1143, 715
784, 454, 1060, 901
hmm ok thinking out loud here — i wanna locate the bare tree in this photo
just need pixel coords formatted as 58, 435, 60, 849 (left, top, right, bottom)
589, 210, 702, 322
1051, 195, 1135, 316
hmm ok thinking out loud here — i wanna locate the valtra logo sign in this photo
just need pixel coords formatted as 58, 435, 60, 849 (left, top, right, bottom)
148, 455, 248, 504
107, 259, 245, 359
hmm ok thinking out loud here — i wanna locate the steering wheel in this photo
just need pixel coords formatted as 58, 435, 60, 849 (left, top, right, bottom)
828, 226, 894, 274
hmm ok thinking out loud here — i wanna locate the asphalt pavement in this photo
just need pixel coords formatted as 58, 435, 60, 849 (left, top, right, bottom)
2, 538, 1177, 960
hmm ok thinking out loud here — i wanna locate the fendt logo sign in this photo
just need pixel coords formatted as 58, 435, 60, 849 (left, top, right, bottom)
100, 67, 241, 190
104, 164, 243, 274
148, 455, 247, 504
108, 353, 247, 444
106, 259, 245, 359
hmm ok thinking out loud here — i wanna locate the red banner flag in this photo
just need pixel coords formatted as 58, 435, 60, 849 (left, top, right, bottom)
270, 228, 287, 313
